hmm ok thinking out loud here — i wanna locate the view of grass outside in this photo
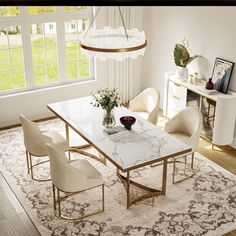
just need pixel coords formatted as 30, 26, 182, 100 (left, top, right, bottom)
0, 48, 25, 91
0, 34, 89, 91
0, 26, 26, 91
65, 19, 89, 79
66, 41, 89, 79
0, 7, 90, 93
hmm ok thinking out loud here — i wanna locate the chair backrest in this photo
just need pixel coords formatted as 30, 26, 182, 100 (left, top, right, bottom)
137, 87, 160, 112
129, 87, 160, 125
46, 143, 69, 189
46, 143, 87, 192
166, 107, 202, 151
19, 114, 52, 156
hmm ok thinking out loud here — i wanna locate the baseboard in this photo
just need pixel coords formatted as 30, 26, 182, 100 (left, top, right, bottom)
230, 138, 236, 149
0, 113, 56, 130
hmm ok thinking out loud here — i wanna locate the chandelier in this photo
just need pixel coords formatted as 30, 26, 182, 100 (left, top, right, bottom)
80, 7, 147, 61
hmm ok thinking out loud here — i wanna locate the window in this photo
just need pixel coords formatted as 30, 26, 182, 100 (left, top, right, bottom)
65, 20, 89, 79
28, 6, 56, 15
48, 23, 54, 30
63, 6, 87, 12
0, 25, 26, 91
0, 6, 93, 95
31, 22, 58, 85
71, 23, 75, 30
0, 6, 19, 17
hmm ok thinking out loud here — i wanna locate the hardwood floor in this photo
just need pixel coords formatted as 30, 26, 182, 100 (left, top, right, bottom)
0, 115, 235, 235
0, 172, 40, 236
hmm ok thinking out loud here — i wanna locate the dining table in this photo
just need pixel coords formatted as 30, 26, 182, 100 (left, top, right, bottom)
47, 95, 191, 208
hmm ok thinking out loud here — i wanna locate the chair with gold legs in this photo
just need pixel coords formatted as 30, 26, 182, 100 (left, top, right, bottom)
46, 143, 104, 220
164, 107, 202, 184
129, 87, 160, 125
19, 114, 70, 181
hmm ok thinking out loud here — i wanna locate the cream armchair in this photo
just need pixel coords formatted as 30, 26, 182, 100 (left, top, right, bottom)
164, 107, 202, 184
19, 114, 69, 181
129, 87, 160, 125
46, 143, 104, 220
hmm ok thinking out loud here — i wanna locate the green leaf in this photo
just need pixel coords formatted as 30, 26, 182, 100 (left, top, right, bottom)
187, 55, 201, 65
174, 43, 200, 67
174, 44, 183, 66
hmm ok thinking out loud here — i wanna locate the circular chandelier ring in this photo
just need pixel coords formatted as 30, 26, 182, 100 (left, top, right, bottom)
81, 40, 147, 53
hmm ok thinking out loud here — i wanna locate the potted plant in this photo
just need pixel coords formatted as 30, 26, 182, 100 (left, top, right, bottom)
174, 43, 201, 81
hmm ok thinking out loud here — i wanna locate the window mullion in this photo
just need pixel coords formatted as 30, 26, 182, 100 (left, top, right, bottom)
56, 6, 64, 15
42, 25, 48, 84
20, 6, 35, 89
57, 17, 66, 82
6, 30, 14, 89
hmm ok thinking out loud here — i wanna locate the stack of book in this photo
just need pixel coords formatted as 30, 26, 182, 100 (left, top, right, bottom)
197, 87, 219, 95
103, 126, 127, 135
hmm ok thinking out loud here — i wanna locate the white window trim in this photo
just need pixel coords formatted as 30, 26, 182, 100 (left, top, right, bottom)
0, 6, 94, 96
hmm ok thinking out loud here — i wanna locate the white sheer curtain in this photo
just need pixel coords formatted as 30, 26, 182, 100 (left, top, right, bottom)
107, 7, 134, 104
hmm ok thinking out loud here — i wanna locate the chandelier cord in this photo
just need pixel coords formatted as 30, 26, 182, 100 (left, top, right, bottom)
82, 7, 101, 39
118, 7, 129, 42
82, 7, 129, 41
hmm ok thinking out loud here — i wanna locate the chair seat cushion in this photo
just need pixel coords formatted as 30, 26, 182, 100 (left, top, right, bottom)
169, 132, 191, 145
134, 111, 149, 121
44, 130, 69, 151
69, 159, 103, 190
169, 133, 192, 159
69, 159, 102, 178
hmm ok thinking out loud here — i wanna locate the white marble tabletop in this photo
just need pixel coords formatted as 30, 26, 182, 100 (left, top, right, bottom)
48, 96, 191, 172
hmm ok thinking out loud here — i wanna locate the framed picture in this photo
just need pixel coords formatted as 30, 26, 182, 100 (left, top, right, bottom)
211, 58, 234, 94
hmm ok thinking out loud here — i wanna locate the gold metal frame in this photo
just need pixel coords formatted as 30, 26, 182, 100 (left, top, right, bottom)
26, 149, 71, 182
65, 124, 106, 165
117, 159, 168, 209
172, 153, 195, 184
52, 184, 104, 220
150, 153, 196, 184
81, 41, 147, 53
26, 151, 51, 182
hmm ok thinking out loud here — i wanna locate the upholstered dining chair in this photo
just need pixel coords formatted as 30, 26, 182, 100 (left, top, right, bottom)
164, 107, 202, 184
129, 87, 160, 125
19, 114, 70, 181
46, 143, 104, 220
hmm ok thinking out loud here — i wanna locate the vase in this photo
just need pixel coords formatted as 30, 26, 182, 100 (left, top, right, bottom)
103, 109, 116, 128
175, 66, 188, 82
205, 78, 214, 90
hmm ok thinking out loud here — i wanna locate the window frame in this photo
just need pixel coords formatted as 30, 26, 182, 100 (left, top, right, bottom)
0, 6, 94, 96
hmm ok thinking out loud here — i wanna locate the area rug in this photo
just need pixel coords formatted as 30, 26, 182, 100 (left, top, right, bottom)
0, 118, 236, 236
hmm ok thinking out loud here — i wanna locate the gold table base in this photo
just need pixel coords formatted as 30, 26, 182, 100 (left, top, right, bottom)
117, 159, 168, 209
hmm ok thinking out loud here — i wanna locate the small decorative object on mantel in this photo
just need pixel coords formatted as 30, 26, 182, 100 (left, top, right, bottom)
205, 78, 214, 90
120, 116, 136, 130
188, 74, 194, 84
193, 72, 199, 85
91, 88, 121, 128
173, 38, 201, 82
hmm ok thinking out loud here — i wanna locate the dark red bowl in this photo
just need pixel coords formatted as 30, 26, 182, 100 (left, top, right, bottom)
120, 116, 136, 130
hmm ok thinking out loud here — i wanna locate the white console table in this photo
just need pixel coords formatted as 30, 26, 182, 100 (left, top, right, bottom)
163, 71, 236, 146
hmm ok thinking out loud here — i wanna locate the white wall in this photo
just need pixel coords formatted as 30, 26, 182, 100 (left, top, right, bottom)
141, 6, 236, 147
142, 6, 236, 106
